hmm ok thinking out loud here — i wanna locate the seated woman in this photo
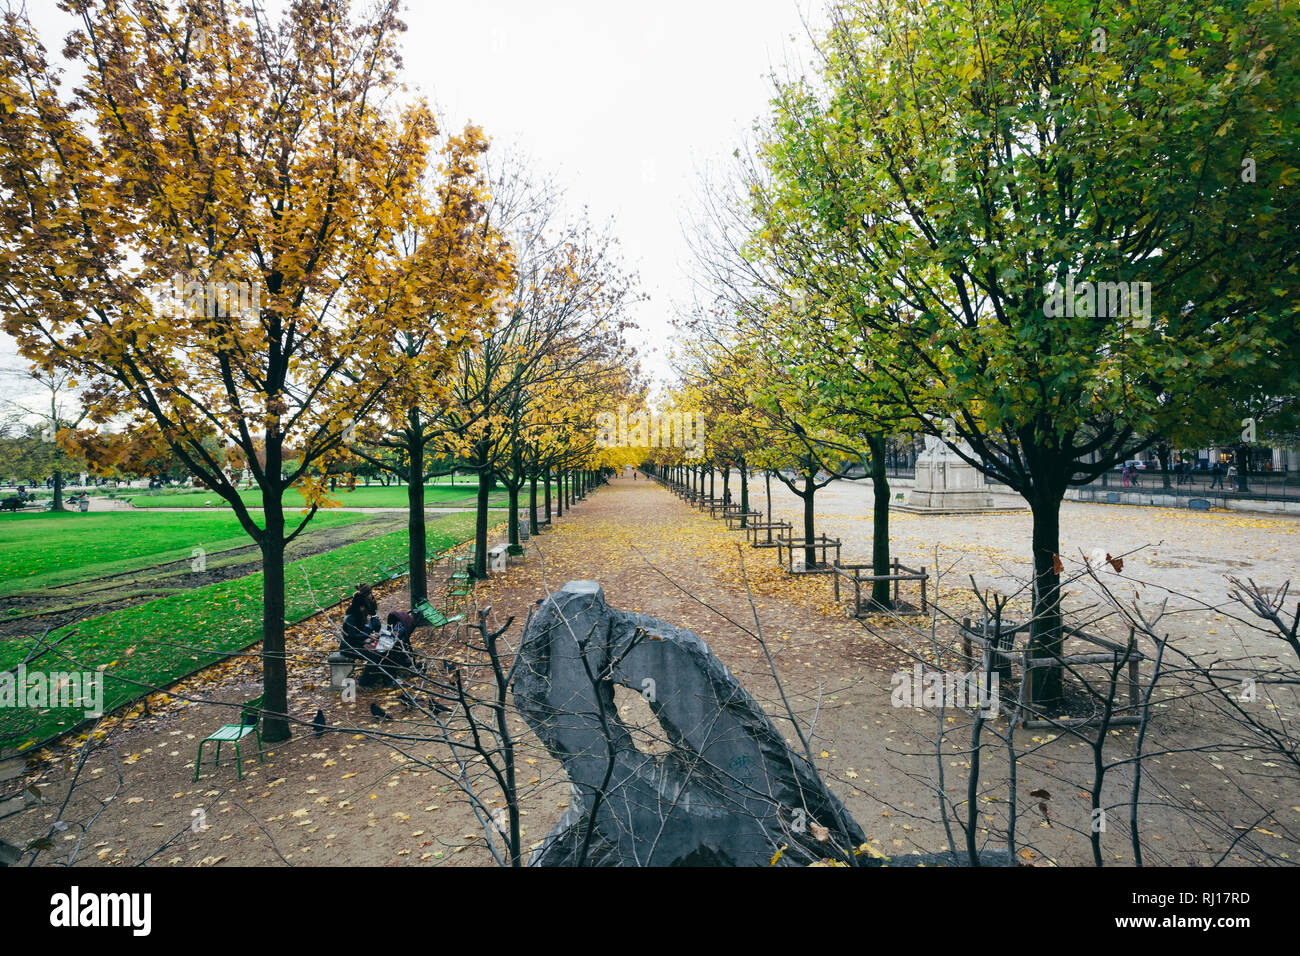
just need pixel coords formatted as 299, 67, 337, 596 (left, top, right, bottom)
387, 609, 417, 645
382, 609, 424, 676
339, 584, 390, 687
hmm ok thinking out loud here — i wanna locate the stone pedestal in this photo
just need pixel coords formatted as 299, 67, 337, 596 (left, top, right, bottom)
903, 437, 994, 513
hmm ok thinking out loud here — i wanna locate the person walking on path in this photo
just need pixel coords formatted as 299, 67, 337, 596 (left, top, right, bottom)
1210, 462, 1224, 489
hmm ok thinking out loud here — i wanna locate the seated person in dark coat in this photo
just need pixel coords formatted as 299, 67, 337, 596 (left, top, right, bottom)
339, 584, 390, 686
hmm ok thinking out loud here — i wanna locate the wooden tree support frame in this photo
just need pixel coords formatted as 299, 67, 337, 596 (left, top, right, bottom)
724, 509, 763, 530
832, 558, 928, 616
959, 619, 1146, 728
745, 520, 791, 548
775, 535, 842, 574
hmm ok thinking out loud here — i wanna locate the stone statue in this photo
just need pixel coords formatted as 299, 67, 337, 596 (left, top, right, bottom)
513, 581, 865, 866
513, 581, 1012, 866
904, 432, 995, 512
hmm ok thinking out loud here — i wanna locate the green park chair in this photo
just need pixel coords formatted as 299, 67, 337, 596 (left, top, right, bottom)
447, 574, 474, 609
194, 693, 266, 781
448, 551, 474, 581
412, 597, 466, 640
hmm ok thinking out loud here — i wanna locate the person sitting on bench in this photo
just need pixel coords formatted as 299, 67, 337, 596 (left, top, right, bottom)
382, 609, 424, 677
387, 609, 417, 643
339, 584, 390, 688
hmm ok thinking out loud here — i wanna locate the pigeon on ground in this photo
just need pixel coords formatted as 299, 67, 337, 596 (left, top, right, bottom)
429, 697, 451, 716
312, 708, 327, 738
370, 702, 392, 722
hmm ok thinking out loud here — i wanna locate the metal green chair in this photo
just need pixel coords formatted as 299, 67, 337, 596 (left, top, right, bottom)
447, 576, 474, 610
194, 694, 265, 781
413, 597, 466, 637
448, 551, 474, 581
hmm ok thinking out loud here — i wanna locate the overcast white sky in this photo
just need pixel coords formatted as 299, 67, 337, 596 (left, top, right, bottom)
0, 0, 818, 410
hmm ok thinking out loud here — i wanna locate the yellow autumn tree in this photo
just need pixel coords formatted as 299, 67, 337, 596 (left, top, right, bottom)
0, 0, 467, 740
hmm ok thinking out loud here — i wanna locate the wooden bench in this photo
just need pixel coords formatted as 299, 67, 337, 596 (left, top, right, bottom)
775, 535, 842, 573
832, 559, 928, 615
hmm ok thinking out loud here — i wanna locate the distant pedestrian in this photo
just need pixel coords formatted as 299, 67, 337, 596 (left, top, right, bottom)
1210, 463, 1224, 489
1227, 463, 1238, 491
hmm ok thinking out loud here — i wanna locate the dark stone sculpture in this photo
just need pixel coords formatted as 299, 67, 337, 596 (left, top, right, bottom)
514, 580, 1015, 867
513, 580, 867, 866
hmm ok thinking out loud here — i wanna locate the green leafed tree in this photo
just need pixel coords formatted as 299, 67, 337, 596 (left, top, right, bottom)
751, 0, 1300, 704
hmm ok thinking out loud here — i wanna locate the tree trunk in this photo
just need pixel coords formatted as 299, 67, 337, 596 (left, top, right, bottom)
473, 469, 491, 579
529, 472, 539, 535
259, 488, 291, 742
802, 472, 817, 568
51, 469, 64, 512
544, 467, 552, 521
739, 460, 749, 527
406, 415, 428, 606
765, 471, 772, 525
868, 433, 892, 608
1235, 445, 1251, 494
556, 469, 563, 518
508, 481, 521, 550
1157, 444, 1172, 491
1027, 492, 1065, 707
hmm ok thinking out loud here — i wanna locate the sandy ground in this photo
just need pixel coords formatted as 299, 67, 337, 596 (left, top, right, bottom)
742, 472, 1300, 660
3, 475, 1298, 867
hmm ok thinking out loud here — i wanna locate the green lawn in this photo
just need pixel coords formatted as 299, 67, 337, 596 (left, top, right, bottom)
0, 510, 369, 595
126, 482, 559, 510
0, 512, 490, 753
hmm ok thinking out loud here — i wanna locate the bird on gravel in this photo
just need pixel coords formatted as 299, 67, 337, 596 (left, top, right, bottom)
312, 708, 327, 738
370, 702, 392, 722
429, 696, 451, 716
